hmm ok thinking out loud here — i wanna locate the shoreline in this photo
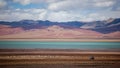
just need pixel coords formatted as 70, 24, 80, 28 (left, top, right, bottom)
0, 49, 120, 54
0, 38, 120, 42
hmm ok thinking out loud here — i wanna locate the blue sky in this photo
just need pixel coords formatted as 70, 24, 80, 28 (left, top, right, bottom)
0, 0, 120, 22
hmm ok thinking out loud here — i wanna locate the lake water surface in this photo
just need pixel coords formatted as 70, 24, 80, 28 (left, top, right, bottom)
0, 41, 120, 49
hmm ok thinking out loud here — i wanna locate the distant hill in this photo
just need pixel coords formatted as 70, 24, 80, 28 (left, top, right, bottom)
0, 20, 84, 29
92, 18, 120, 33
0, 18, 120, 39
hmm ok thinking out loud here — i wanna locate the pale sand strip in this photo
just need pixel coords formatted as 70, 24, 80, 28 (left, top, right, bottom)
0, 52, 120, 55
0, 39, 120, 42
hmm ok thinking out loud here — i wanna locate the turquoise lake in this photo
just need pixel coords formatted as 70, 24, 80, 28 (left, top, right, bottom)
0, 41, 120, 49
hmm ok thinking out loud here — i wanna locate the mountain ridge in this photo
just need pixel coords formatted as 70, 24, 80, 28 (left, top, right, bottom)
0, 18, 120, 39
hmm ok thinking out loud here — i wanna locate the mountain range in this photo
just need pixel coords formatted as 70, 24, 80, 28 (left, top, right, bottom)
0, 18, 120, 39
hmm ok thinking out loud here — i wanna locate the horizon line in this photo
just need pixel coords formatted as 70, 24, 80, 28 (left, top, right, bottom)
0, 17, 120, 23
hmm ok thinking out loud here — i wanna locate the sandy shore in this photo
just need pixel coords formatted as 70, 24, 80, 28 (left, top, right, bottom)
0, 38, 120, 42
0, 51, 120, 55
0, 49, 120, 55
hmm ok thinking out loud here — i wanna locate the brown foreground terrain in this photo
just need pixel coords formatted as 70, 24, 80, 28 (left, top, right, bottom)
0, 49, 120, 68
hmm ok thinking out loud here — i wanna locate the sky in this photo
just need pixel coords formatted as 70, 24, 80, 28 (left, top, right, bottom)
0, 0, 120, 22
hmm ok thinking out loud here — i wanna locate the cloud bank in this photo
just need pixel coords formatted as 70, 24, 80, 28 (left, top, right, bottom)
0, 0, 120, 22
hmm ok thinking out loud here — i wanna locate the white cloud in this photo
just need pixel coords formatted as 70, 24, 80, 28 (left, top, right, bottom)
48, 0, 88, 11
47, 11, 83, 22
47, 0, 120, 22
47, 11, 71, 22
13, 0, 60, 5
0, 0, 7, 8
13, 0, 31, 5
0, 0, 120, 22
46, 0, 62, 3
13, 0, 46, 5
99, 10, 120, 19
0, 8, 47, 21
48, 0, 116, 11
94, 0, 115, 7
0, 8, 120, 22
81, 10, 120, 22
